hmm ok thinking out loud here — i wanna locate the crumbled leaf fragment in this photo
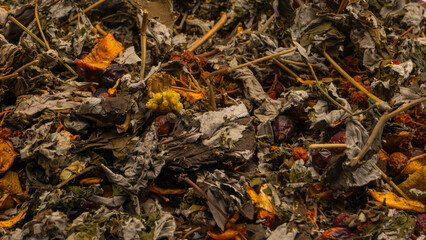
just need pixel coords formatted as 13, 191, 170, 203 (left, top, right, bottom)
369, 190, 425, 213
74, 33, 124, 71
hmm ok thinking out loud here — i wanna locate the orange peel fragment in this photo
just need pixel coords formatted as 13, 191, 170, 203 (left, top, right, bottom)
369, 190, 425, 213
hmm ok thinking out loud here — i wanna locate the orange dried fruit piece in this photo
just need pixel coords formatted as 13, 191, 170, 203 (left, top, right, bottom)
0, 171, 23, 195
400, 154, 426, 175
369, 190, 426, 213
79, 177, 102, 185
0, 206, 28, 228
0, 139, 17, 173
74, 33, 124, 71
207, 228, 240, 240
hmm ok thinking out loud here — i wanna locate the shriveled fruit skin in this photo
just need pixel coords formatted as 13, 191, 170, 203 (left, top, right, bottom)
417, 214, 426, 234
387, 152, 408, 175
329, 130, 346, 154
333, 213, 352, 227
312, 148, 332, 172
153, 114, 176, 137
405, 147, 424, 159
272, 115, 295, 143
321, 227, 358, 240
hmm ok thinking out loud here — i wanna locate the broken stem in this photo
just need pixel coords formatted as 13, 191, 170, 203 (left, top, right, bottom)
375, 166, 411, 200
337, 0, 349, 14
187, 11, 227, 52
0, 60, 39, 81
307, 62, 355, 115
206, 78, 217, 111
95, 23, 107, 36
180, 227, 201, 240
258, 13, 275, 33
63, 0, 107, 25
322, 49, 384, 104
35, 3, 50, 50
206, 47, 297, 79
392, 26, 414, 46
309, 143, 347, 149
178, 175, 227, 219
278, 58, 321, 68
140, 9, 149, 80
350, 97, 426, 166
57, 166, 95, 189
270, 55, 299, 79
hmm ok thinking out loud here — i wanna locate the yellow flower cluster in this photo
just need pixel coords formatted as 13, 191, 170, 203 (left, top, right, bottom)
146, 90, 183, 112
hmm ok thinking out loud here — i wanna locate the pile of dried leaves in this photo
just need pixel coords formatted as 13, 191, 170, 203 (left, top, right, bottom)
0, 0, 425, 239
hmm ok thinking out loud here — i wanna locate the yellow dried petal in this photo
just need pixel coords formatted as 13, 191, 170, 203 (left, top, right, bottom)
369, 190, 425, 213
0, 171, 22, 195
0, 139, 17, 173
0, 206, 28, 228
398, 166, 426, 202
400, 154, 426, 175
59, 161, 86, 182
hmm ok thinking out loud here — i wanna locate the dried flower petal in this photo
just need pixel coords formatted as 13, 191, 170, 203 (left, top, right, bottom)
0, 139, 17, 173
369, 190, 425, 213
0, 171, 23, 195
0, 206, 28, 228
207, 229, 240, 240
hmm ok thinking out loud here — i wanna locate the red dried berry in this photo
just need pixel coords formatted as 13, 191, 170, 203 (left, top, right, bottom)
417, 214, 426, 234
329, 131, 346, 154
170, 51, 182, 61
405, 148, 424, 159
333, 213, 352, 227
153, 113, 176, 137
387, 152, 408, 175
322, 227, 358, 240
272, 115, 295, 143
312, 148, 332, 172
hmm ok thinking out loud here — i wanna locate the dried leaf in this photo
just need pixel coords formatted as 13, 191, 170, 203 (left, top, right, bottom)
0, 139, 17, 173
146, 72, 175, 98
369, 190, 425, 213
0, 171, 23, 195
208, 229, 240, 240
0, 206, 28, 228
258, 184, 277, 215
74, 33, 124, 71
245, 185, 260, 204
59, 161, 85, 182
400, 154, 426, 175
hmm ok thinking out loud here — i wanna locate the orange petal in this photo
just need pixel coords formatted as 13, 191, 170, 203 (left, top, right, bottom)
369, 190, 425, 213
169, 86, 206, 104
400, 154, 426, 175
0, 139, 17, 173
147, 184, 188, 195
258, 184, 277, 215
0, 206, 28, 228
245, 185, 259, 204
79, 177, 103, 185
0, 171, 23, 195
207, 229, 240, 240
74, 33, 124, 71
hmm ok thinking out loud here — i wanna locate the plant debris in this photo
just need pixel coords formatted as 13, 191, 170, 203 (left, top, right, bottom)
0, 0, 425, 239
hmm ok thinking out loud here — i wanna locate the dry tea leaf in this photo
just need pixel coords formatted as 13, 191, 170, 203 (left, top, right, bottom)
369, 190, 425, 213
74, 33, 124, 71
0, 171, 23, 195
400, 154, 426, 175
0, 139, 17, 173
59, 161, 85, 182
0, 206, 28, 228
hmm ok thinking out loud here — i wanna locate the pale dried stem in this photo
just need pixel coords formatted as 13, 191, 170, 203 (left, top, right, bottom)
140, 9, 149, 80
35, 4, 50, 50
0, 60, 39, 81
187, 12, 227, 52
375, 166, 411, 200
259, 13, 275, 33
64, 0, 107, 25
350, 97, 426, 166
322, 49, 384, 103
309, 143, 347, 149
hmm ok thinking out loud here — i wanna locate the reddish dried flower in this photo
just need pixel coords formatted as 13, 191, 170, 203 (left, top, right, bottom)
322, 227, 358, 240
293, 147, 309, 161
387, 152, 408, 175
170, 51, 182, 61
350, 91, 367, 105
200, 71, 210, 80
197, 56, 207, 67
0, 127, 12, 139
395, 113, 416, 128
182, 51, 195, 63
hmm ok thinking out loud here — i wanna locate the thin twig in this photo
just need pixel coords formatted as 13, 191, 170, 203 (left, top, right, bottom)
196, 48, 220, 58
206, 47, 297, 79
278, 58, 321, 68
140, 9, 149, 80
337, 0, 349, 14
270, 55, 299, 79
309, 143, 347, 150
179, 227, 201, 240
392, 26, 414, 46
178, 175, 227, 219
307, 62, 355, 115
187, 12, 227, 52
350, 97, 426, 166
375, 166, 411, 200
322, 48, 384, 104
0, 60, 39, 81
95, 23, 107, 36
35, 4, 50, 50
259, 13, 275, 33
206, 78, 217, 111
62, 0, 107, 26
57, 166, 95, 188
